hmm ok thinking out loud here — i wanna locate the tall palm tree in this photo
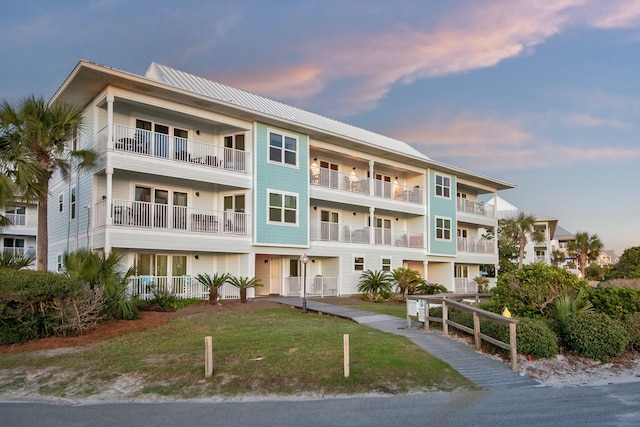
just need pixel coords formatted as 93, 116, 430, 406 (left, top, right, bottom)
0, 96, 95, 270
499, 212, 545, 269
567, 231, 604, 279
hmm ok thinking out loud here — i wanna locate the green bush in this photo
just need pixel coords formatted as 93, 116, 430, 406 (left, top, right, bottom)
490, 264, 588, 318
586, 287, 640, 319
513, 318, 558, 358
623, 312, 640, 351
564, 313, 629, 362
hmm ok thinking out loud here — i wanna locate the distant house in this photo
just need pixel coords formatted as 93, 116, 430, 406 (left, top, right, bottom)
47, 60, 515, 299
1, 199, 37, 268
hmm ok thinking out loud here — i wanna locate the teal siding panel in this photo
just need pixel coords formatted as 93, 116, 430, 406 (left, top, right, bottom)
429, 170, 457, 256
254, 123, 308, 246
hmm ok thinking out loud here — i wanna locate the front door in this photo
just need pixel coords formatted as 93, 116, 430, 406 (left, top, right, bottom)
270, 257, 282, 294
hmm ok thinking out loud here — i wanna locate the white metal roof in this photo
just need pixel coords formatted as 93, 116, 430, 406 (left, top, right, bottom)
145, 62, 431, 162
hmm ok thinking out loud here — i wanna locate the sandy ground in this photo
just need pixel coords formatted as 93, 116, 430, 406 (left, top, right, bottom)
1, 300, 640, 404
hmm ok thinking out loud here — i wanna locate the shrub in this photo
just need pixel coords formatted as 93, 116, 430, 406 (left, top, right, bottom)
513, 318, 558, 358
623, 312, 640, 351
358, 270, 393, 302
586, 287, 640, 319
564, 312, 629, 362
490, 263, 588, 318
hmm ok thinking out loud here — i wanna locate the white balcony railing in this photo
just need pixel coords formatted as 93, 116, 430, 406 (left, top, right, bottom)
456, 198, 494, 218
99, 124, 251, 174
309, 221, 424, 248
310, 167, 424, 205
457, 237, 496, 254
126, 276, 240, 300
98, 199, 249, 236
454, 278, 478, 293
2, 247, 26, 256
5, 213, 27, 226
283, 276, 339, 297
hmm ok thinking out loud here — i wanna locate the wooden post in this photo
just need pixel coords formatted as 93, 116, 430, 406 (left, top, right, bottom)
205, 336, 213, 378
406, 298, 411, 328
424, 300, 430, 331
509, 322, 517, 371
442, 301, 449, 336
343, 334, 350, 378
473, 312, 481, 350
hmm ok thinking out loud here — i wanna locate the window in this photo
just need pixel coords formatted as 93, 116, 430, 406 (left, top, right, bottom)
435, 174, 451, 198
381, 258, 391, 272
3, 238, 25, 255
455, 264, 468, 278
57, 254, 63, 272
269, 131, 297, 166
435, 217, 452, 241
268, 190, 298, 225
58, 194, 64, 213
354, 256, 365, 271
70, 187, 76, 219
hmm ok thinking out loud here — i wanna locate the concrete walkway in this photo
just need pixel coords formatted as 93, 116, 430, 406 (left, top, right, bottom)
268, 297, 539, 390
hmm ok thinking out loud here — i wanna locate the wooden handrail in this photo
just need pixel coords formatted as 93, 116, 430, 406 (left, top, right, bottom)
406, 294, 519, 371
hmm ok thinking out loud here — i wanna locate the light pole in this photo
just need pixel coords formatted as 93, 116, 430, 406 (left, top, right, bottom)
301, 253, 309, 313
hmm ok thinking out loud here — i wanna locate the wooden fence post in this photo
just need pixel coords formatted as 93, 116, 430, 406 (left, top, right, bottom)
424, 301, 430, 331
473, 312, 481, 350
343, 334, 350, 378
205, 336, 213, 378
509, 323, 517, 371
406, 298, 411, 328
442, 301, 449, 336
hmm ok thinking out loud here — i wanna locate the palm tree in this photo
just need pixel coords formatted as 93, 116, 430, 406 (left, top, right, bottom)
0, 96, 95, 270
227, 276, 262, 303
357, 270, 393, 302
195, 272, 231, 305
567, 232, 604, 279
391, 267, 421, 296
499, 212, 545, 269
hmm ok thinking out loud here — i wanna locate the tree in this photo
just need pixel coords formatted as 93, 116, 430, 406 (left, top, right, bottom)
551, 249, 565, 267
498, 212, 545, 269
357, 270, 393, 302
605, 246, 640, 280
391, 267, 421, 296
567, 232, 604, 279
0, 96, 95, 270
195, 272, 231, 305
227, 276, 262, 303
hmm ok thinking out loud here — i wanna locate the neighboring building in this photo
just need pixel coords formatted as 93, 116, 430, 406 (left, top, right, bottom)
551, 225, 576, 267
47, 60, 514, 298
1, 200, 37, 267
596, 249, 619, 267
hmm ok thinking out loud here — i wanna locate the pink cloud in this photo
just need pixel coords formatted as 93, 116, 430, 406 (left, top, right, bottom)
564, 113, 628, 128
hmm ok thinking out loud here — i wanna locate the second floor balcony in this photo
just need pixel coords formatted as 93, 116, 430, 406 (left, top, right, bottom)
98, 124, 251, 174
94, 199, 250, 237
310, 167, 424, 205
310, 220, 424, 248
457, 237, 496, 254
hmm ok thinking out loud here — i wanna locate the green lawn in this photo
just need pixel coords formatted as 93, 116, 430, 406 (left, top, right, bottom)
0, 302, 473, 399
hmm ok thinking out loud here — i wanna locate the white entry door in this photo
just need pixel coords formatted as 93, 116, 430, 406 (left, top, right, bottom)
270, 257, 282, 294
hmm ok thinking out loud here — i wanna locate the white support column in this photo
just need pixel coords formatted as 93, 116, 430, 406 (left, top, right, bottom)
105, 95, 114, 253
368, 160, 374, 196
369, 206, 375, 245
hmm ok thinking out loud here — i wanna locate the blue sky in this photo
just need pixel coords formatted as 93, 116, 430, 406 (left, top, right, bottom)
2, 0, 639, 254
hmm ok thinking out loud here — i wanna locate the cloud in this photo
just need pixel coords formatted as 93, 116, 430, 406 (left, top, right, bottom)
564, 113, 629, 129
382, 111, 640, 172
222, 1, 640, 116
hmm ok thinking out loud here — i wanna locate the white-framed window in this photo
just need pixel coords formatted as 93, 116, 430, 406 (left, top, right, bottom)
268, 190, 298, 225
268, 130, 298, 166
381, 257, 391, 272
435, 216, 452, 241
435, 174, 451, 198
3, 238, 25, 255
57, 253, 63, 272
58, 194, 64, 213
354, 256, 365, 271
70, 187, 76, 220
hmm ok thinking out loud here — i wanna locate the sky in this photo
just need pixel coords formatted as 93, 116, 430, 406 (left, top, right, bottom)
1, 0, 639, 255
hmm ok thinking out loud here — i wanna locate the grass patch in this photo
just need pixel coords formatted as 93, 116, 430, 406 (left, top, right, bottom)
0, 302, 473, 399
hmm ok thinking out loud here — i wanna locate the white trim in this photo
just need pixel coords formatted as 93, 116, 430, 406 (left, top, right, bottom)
266, 128, 299, 169
434, 172, 452, 199
354, 255, 365, 272
381, 256, 392, 272
266, 188, 299, 226
435, 215, 452, 241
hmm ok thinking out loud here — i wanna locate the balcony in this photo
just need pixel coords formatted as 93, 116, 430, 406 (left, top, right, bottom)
283, 276, 340, 297
126, 275, 240, 300
95, 199, 250, 236
456, 198, 494, 218
98, 124, 250, 174
310, 167, 424, 205
309, 221, 424, 248
457, 237, 496, 254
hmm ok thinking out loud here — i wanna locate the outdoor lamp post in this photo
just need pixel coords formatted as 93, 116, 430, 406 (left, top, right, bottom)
301, 253, 309, 313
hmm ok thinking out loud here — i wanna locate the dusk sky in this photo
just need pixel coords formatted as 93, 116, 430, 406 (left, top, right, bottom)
2, 0, 639, 254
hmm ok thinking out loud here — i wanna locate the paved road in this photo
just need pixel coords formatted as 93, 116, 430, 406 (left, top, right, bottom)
3, 381, 640, 426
